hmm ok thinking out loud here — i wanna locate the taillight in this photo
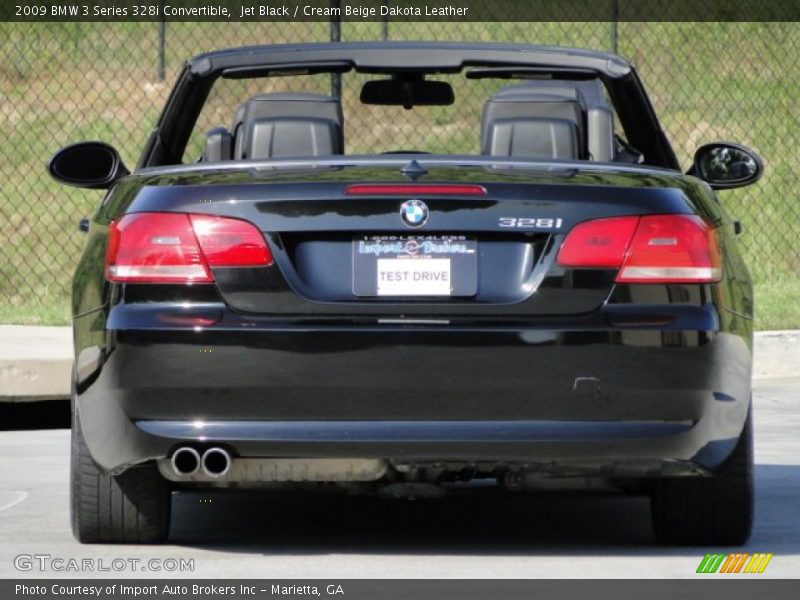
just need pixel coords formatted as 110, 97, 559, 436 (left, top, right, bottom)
616, 215, 722, 283
555, 216, 640, 268
105, 213, 210, 283
188, 215, 272, 268
105, 213, 272, 283
556, 214, 722, 284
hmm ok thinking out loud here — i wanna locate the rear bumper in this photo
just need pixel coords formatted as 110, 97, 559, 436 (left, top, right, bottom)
135, 419, 713, 478
74, 304, 752, 476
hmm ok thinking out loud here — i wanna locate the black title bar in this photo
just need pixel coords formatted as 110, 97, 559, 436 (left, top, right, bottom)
3, 1, 800, 22
4, 579, 800, 600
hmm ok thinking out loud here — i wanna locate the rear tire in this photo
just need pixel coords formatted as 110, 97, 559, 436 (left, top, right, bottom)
650, 409, 754, 546
70, 408, 171, 543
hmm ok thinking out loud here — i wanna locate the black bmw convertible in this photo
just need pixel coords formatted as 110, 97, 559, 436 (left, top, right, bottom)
51, 42, 762, 545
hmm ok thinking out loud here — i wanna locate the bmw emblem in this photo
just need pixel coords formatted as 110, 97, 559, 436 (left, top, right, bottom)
400, 199, 429, 228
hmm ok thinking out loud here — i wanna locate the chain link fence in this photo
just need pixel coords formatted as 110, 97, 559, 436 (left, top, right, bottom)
1, 21, 798, 327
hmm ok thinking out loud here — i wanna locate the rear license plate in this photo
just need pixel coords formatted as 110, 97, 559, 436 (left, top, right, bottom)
353, 235, 478, 297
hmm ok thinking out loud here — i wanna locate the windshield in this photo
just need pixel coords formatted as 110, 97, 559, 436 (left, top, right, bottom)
182, 70, 638, 166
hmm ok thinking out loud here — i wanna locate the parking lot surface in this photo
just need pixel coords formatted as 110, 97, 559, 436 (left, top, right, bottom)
0, 377, 797, 579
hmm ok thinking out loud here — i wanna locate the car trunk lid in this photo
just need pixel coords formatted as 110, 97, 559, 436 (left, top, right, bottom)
117, 159, 715, 317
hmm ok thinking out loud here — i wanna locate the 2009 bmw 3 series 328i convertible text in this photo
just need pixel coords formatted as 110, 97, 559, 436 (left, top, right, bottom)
52, 42, 763, 546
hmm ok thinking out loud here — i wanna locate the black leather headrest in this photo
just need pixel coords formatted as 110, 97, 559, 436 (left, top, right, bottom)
481, 86, 582, 159
232, 93, 344, 160
481, 81, 614, 161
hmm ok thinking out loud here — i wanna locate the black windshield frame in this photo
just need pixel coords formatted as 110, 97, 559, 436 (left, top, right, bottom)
138, 41, 680, 171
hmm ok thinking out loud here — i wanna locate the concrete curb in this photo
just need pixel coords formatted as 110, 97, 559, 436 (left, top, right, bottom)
753, 330, 800, 381
0, 325, 798, 401
0, 326, 72, 401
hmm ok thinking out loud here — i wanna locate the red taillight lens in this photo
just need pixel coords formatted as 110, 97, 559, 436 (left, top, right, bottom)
344, 184, 487, 196
105, 213, 211, 283
616, 215, 722, 283
189, 215, 272, 267
105, 213, 271, 283
555, 216, 640, 268
556, 214, 722, 284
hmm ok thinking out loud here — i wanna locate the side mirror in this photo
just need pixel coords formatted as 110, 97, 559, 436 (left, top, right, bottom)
689, 142, 763, 190
48, 142, 129, 189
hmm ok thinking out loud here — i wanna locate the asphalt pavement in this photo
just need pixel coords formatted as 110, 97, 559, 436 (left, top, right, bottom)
0, 377, 797, 579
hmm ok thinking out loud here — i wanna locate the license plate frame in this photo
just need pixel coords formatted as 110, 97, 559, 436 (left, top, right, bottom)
352, 235, 478, 297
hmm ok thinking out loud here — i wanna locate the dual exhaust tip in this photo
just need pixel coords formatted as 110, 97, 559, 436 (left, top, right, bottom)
170, 447, 231, 478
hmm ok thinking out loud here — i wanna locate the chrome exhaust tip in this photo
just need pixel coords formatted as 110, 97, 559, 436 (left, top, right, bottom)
201, 447, 231, 478
170, 447, 201, 476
